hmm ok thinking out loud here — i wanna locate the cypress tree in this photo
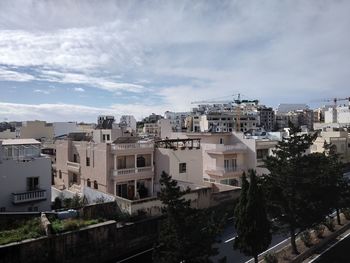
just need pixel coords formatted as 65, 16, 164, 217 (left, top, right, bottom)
234, 170, 271, 263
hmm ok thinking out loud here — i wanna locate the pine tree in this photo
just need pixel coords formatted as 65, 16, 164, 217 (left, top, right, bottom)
262, 124, 334, 254
153, 171, 223, 263
234, 170, 271, 263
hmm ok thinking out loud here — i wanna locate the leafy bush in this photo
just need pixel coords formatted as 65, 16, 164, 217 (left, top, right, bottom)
323, 217, 335, 232
0, 218, 45, 245
313, 225, 325, 238
300, 230, 312, 247
264, 253, 278, 263
51, 218, 100, 233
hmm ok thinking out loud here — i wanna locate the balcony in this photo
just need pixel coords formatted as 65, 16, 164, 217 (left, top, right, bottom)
112, 166, 154, 182
12, 189, 47, 204
112, 142, 153, 151
205, 166, 246, 177
67, 161, 81, 173
206, 144, 247, 155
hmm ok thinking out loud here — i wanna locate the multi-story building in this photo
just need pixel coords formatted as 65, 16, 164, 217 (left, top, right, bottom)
54, 136, 155, 200
325, 105, 350, 125
311, 127, 350, 163
119, 115, 137, 132
164, 111, 190, 132
257, 106, 275, 131
0, 139, 51, 212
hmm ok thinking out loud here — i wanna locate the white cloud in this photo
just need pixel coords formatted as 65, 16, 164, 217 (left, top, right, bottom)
33, 89, 50, 95
73, 87, 85, 92
0, 0, 349, 115
0, 102, 168, 122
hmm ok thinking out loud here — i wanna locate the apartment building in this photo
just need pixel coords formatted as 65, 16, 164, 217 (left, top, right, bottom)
54, 136, 155, 200
0, 139, 51, 212
142, 119, 172, 138
325, 105, 350, 125
119, 115, 137, 132
164, 111, 190, 132
312, 128, 350, 163
257, 106, 275, 131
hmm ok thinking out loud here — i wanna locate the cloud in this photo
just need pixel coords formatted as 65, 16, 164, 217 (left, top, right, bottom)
33, 89, 50, 95
73, 87, 85, 92
0, 102, 168, 122
0, 0, 349, 116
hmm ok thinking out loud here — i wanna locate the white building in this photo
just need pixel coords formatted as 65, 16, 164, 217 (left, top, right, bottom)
325, 106, 350, 124
120, 115, 137, 132
0, 139, 52, 212
164, 111, 190, 132
52, 122, 79, 137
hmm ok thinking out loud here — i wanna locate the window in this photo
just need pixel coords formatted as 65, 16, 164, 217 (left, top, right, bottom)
179, 163, 187, 173
33, 207, 38, 212
0, 207, 5, 212
72, 173, 78, 183
27, 177, 39, 191
257, 149, 269, 160
224, 159, 237, 172
106, 134, 110, 141
86, 157, 90, 166
87, 179, 91, 187
103, 134, 106, 141
93, 180, 98, 189
73, 154, 78, 163
59, 170, 62, 179
137, 156, 146, 167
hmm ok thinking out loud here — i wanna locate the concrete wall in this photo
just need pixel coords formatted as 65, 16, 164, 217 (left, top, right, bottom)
0, 157, 52, 212
155, 147, 203, 186
52, 122, 79, 137
0, 218, 160, 263
20, 121, 54, 140
0, 129, 17, 139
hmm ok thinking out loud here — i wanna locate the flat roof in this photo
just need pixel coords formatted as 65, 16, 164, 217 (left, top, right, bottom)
1, 139, 41, 145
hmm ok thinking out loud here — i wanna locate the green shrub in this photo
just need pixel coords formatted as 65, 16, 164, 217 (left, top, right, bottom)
63, 219, 79, 231
314, 225, 325, 238
264, 253, 278, 263
300, 230, 312, 247
323, 217, 335, 232
0, 218, 44, 245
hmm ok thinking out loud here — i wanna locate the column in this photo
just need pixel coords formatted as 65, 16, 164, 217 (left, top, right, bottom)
151, 153, 154, 171
134, 154, 138, 172
151, 177, 154, 196
114, 155, 117, 170
134, 179, 137, 199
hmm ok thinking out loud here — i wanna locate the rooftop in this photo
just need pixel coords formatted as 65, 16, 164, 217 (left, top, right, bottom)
1, 139, 41, 145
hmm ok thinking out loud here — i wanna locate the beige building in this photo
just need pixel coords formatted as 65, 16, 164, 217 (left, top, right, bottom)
311, 128, 350, 163
54, 137, 155, 200
19, 121, 54, 140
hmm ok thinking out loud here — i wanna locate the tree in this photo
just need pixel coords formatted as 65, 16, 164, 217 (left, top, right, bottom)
323, 142, 350, 225
262, 124, 332, 254
234, 170, 271, 263
153, 171, 224, 263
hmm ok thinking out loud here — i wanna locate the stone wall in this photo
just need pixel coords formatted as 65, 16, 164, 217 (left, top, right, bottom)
0, 217, 161, 263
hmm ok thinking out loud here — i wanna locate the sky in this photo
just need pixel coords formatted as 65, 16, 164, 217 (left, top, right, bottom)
0, 0, 349, 122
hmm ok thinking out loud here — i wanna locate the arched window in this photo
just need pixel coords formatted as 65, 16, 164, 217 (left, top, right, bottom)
87, 179, 91, 187
93, 180, 98, 189
137, 156, 146, 167
219, 138, 223, 144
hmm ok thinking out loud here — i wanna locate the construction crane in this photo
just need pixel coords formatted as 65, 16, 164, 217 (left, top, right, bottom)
312, 97, 350, 107
190, 94, 259, 132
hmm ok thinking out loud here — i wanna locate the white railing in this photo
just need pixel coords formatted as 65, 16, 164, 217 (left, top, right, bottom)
207, 166, 246, 173
12, 189, 47, 204
206, 144, 247, 152
113, 166, 153, 176
67, 161, 80, 168
112, 142, 154, 151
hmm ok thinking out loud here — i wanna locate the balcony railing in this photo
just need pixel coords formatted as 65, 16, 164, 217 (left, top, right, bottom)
12, 189, 47, 204
67, 161, 81, 173
206, 144, 247, 154
205, 166, 246, 177
113, 166, 153, 176
112, 142, 154, 151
